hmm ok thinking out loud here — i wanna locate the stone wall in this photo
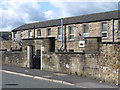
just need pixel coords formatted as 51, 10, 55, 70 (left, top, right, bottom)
99, 43, 120, 84
2, 51, 27, 67
42, 42, 120, 85
0, 40, 12, 51
42, 52, 85, 75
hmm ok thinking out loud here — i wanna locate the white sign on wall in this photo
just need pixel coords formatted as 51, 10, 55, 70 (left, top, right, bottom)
79, 41, 85, 48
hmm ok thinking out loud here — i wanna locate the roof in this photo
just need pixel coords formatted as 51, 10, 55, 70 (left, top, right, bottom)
12, 10, 120, 32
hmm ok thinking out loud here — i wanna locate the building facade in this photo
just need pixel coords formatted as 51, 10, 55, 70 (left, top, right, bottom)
11, 10, 120, 53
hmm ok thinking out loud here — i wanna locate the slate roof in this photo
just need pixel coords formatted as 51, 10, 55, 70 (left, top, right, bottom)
12, 10, 120, 32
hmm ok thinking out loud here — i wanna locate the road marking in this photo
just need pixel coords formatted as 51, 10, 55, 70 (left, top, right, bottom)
2, 70, 87, 88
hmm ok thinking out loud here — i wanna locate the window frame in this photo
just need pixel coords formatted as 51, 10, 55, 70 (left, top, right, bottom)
37, 29, 41, 37
47, 28, 51, 37
28, 30, 32, 38
68, 25, 74, 40
13, 32, 17, 42
101, 22, 108, 38
21, 31, 23, 39
83, 24, 89, 39
58, 27, 62, 41
118, 20, 120, 37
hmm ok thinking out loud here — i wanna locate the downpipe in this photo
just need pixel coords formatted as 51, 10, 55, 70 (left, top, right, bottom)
59, 18, 63, 51
112, 19, 114, 42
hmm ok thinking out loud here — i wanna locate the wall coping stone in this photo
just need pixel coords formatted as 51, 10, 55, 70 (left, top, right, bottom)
55, 52, 85, 54
100, 42, 120, 44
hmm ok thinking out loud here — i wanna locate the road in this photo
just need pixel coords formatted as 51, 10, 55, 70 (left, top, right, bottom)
2, 72, 78, 88
2, 65, 119, 89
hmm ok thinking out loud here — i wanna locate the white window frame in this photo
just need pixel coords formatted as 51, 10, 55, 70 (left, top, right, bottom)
83, 24, 89, 39
28, 30, 32, 38
118, 21, 120, 37
68, 26, 74, 40
13, 32, 17, 42
58, 27, 62, 41
47, 28, 51, 37
21, 31, 23, 39
101, 22, 108, 38
37, 29, 41, 37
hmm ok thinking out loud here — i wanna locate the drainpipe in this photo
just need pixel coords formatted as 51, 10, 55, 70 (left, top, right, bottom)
59, 18, 63, 50
112, 19, 114, 42
63, 25, 67, 52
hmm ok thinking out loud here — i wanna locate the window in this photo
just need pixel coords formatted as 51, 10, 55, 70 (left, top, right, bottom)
58, 27, 62, 41
69, 26, 74, 40
47, 28, 51, 37
83, 24, 89, 39
37, 50, 41, 56
69, 49, 74, 52
28, 30, 32, 38
101, 22, 108, 38
37, 29, 41, 37
13, 32, 17, 42
118, 21, 120, 37
21, 32, 23, 39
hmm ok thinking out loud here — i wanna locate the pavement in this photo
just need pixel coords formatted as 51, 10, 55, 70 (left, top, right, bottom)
2, 64, 119, 89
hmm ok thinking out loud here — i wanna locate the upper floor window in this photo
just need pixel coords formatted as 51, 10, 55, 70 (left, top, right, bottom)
83, 24, 89, 39
118, 21, 120, 37
13, 32, 17, 42
28, 30, 32, 38
58, 27, 62, 41
21, 32, 23, 39
47, 28, 51, 37
69, 26, 74, 40
37, 29, 41, 37
101, 22, 108, 38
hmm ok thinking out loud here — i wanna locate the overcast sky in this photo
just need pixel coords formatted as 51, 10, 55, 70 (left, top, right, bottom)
0, 0, 119, 31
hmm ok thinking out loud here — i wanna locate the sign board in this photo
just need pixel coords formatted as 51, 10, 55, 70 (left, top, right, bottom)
79, 41, 85, 48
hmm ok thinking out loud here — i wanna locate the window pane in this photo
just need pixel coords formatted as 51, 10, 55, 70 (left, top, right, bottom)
29, 31, 32, 38
118, 31, 120, 37
58, 27, 62, 35
69, 49, 74, 52
69, 26, 74, 34
14, 32, 17, 38
21, 32, 23, 39
58, 35, 62, 40
47, 28, 51, 36
83, 24, 88, 33
102, 22, 107, 31
37, 50, 41, 56
69, 35, 74, 39
118, 21, 120, 31
37, 30, 41, 37
102, 33, 107, 37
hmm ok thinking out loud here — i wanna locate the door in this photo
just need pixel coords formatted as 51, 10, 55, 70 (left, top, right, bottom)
33, 50, 41, 69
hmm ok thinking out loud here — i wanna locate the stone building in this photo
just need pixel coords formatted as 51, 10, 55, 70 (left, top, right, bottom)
11, 10, 120, 53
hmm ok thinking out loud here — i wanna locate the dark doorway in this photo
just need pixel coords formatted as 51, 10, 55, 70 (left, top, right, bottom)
33, 50, 41, 69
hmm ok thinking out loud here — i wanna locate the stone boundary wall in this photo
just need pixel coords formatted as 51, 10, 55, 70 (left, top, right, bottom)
99, 43, 120, 84
42, 43, 120, 84
2, 51, 27, 67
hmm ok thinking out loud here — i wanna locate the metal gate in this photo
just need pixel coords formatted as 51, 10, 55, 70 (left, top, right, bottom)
33, 50, 41, 69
